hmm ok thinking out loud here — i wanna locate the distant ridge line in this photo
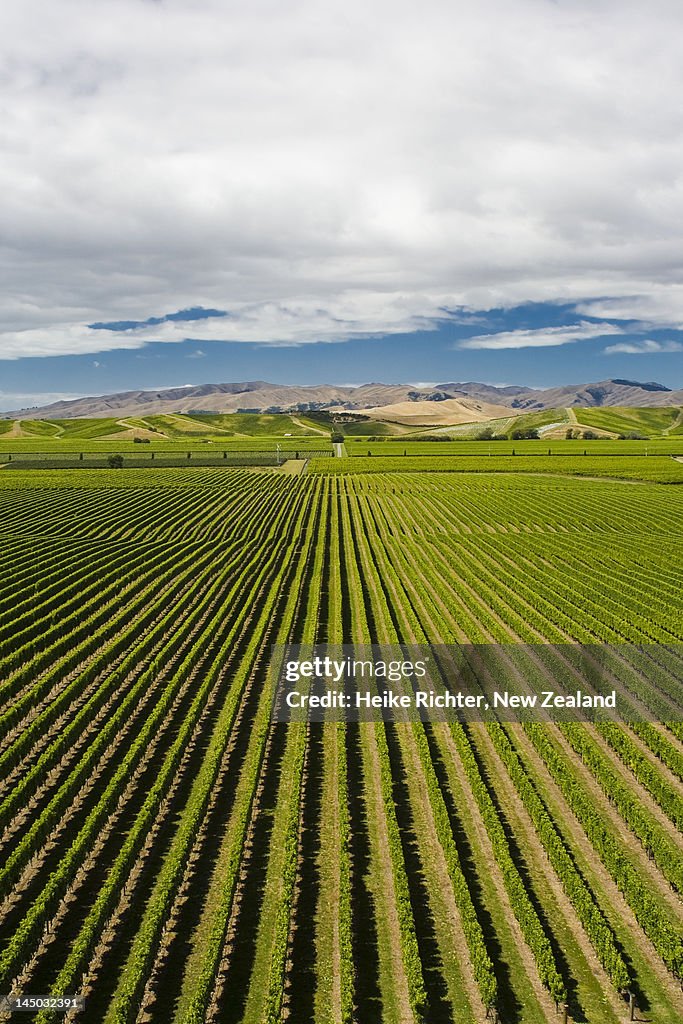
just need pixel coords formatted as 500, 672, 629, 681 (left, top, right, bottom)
5, 378, 683, 419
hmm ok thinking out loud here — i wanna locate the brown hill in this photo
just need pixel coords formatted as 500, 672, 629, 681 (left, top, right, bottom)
6, 378, 682, 419
356, 397, 511, 426
437, 379, 683, 408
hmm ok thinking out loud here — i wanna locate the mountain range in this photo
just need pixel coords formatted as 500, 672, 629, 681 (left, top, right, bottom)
8, 378, 683, 420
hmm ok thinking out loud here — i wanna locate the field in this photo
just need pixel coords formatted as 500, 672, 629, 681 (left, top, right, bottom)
1, 410, 681, 452
344, 438, 683, 455
574, 407, 683, 437
0, 414, 333, 467
151, 412, 328, 436
310, 455, 683, 483
0, 413, 331, 445
0, 452, 682, 1023
403, 406, 683, 441
0, 449, 331, 470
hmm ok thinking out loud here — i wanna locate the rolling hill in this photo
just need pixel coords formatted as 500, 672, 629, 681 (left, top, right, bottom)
5, 378, 683, 420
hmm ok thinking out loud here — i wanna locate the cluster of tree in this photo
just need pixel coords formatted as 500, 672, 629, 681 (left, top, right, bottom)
291, 401, 340, 412
407, 389, 451, 402
398, 434, 455, 441
509, 427, 540, 440
565, 428, 598, 440
474, 427, 540, 441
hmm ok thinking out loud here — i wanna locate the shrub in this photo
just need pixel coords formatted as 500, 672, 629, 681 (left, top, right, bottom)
510, 428, 539, 440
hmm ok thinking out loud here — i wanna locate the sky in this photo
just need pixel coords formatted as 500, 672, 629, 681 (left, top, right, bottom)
1, 0, 682, 410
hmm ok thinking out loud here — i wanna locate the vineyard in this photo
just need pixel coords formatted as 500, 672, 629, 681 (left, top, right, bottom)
0, 463, 681, 1024
309, 455, 683, 483
343, 439, 683, 455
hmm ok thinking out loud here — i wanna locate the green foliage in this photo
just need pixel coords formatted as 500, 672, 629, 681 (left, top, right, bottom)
47, 417, 125, 438
510, 427, 540, 440
488, 723, 631, 992
1, 463, 682, 1023
560, 723, 683, 888
308, 454, 683, 482
448, 721, 566, 1003
187, 411, 324, 436
526, 723, 683, 979
507, 408, 568, 433
338, 419, 401, 435
17, 419, 62, 437
338, 437, 683, 456
576, 406, 681, 437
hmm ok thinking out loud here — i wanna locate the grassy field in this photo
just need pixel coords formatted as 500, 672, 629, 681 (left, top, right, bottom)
166, 411, 328, 435
397, 405, 683, 441
2, 408, 681, 446
334, 409, 564, 440
574, 406, 683, 437
0, 412, 332, 443
44, 418, 131, 439
337, 418, 408, 436
0, 455, 681, 1023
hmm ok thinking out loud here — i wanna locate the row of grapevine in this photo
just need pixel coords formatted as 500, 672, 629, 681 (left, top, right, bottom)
524, 723, 683, 979
173, 482, 325, 1024
342, 485, 498, 1017
448, 721, 566, 1004
558, 722, 683, 891
486, 722, 631, 991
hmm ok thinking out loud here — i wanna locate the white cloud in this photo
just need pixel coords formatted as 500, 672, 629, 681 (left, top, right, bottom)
0, 391, 85, 413
2, 1, 683, 357
0, 293, 452, 358
603, 339, 683, 354
574, 292, 683, 328
459, 322, 624, 351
